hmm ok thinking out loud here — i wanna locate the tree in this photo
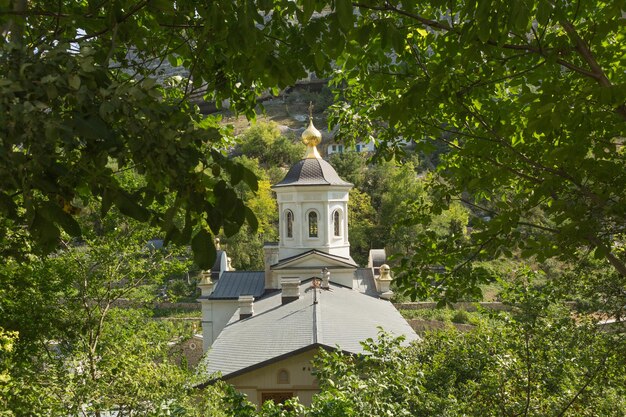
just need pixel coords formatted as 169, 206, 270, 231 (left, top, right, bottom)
329, 151, 369, 189
344, 188, 375, 265
0, 1, 327, 267
235, 121, 306, 169
0, 197, 212, 416
221, 171, 279, 270
297, 0, 626, 302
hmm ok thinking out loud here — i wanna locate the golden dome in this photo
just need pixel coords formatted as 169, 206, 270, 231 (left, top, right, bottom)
302, 118, 322, 159
301, 118, 322, 147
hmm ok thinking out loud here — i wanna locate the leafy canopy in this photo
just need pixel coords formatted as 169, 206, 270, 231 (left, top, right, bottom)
313, 0, 626, 301
3, 0, 625, 295
0, 0, 317, 267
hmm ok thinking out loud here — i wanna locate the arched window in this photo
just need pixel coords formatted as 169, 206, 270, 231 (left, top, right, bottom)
285, 210, 293, 238
308, 211, 318, 237
277, 369, 290, 384
333, 210, 341, 237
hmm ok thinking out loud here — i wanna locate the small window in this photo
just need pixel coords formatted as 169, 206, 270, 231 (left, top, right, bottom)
262, 392, 293, 404
333, 210, 341, 237
356, 144, 361, 152
332, 145, 337, 151
338, 145, 343, 152
286, 210, 293, 238
308, 211, 318, 237
277, 369, 290, 384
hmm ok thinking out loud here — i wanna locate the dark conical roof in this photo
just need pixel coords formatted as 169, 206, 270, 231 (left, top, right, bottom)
273, 158, 353, 188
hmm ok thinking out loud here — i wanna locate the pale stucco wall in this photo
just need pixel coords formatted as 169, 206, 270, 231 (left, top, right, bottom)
275, 187, 350, 259
225, 348, 320, 407
201, 299, 238, 350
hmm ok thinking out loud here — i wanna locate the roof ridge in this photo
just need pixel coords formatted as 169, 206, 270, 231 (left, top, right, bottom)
312, 288, 319, 345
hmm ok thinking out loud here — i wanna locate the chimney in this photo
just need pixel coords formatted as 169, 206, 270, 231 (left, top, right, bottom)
263, 243, 280, 289
198, 270, 214, 297
281, 278, 301, 304
321, 268, 330, 289
238, 295, 254, 320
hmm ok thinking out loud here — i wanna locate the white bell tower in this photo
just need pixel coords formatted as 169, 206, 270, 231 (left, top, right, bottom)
271, 118, 353, 260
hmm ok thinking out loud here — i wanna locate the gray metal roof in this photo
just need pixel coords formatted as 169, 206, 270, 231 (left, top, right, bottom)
204, 280, 418, 379
272, 158, 352, 188
208, 271, 265, 300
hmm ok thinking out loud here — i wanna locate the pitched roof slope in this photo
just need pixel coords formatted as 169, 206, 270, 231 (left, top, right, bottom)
207, 271, 265, 300
205, 281, 418, 378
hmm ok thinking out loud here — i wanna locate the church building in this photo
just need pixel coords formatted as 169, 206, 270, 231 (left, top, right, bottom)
197, 119, 418, 406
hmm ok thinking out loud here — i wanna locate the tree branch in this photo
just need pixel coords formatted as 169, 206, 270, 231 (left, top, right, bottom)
560, 20, 626, 120
75, 0, 148, 42
586, 234, 626, 277
353, 2, 626, 121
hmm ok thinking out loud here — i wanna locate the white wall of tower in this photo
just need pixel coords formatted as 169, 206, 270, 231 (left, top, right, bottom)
275, 186, 350, 260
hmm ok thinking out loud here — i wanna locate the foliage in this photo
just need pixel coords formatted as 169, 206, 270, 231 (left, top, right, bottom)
0, 200, 206, 416
313, 0, 626, 301
286, 85, 334, 114
3, 0, 623, 303
346, 187, 376, 265
329, 151, 369, 189
0, 328, 18, 415
235, 121, 306, 168
310, 333, 423, 417
330, 152, 470, 267
400, 307, 481, 325
165, 278, 196, 302
222, 157, 279, 270
0, 1, 348, 267
363, 160, 470, 266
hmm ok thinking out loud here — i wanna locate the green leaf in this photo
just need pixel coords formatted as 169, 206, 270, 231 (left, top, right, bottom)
302, 0, 314, 22
167, 54, 183, 67
477, 22, 490, 43
593, 245, 608, 259
244, 206, 258, 233
0, 192, 17, 218
113, 191, 150, 222
31, 210, 60, 252
536, 1, 551, 26
223, 220, 240, 237
335, 0, 353, 33
230, 165, 243, 186
68, 74, 81, 90
314, 51, 326, 72
101, 188, 114, 218
241, 166, 259, 192
191, 228, 216, 269
42, 201, 81, 237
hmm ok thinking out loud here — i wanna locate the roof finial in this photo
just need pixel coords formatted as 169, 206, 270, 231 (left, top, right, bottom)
301, 103, 322, 159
